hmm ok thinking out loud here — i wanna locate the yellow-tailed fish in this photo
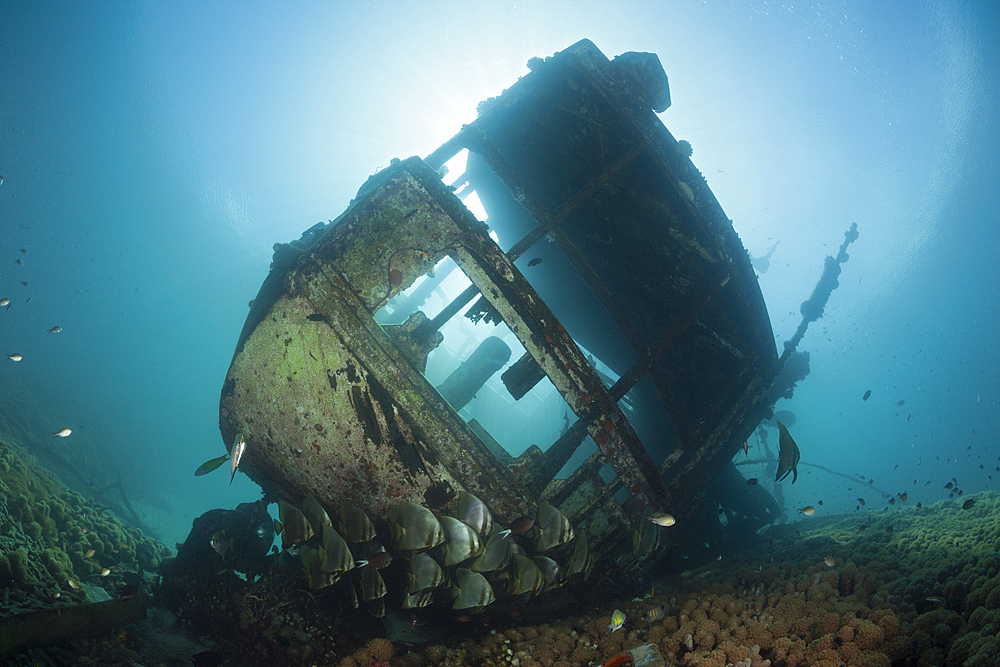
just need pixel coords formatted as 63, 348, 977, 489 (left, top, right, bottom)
798, 506, 815, 516
632, 517, 660, 558
300, 538, 336, 589
360, 566, 386, 602
402, 588, 436, 610
607, 609, 626, 633
210, 530, 232, 559
229, 433, 246, 485
319, 523, 354, 577
194, 453, 229, 476
302, 494, 333, 535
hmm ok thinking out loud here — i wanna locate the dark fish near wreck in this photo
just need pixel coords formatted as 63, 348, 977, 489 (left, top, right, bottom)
963, 499, 976, 510
508, 515, 535, 535
746, 478, 758, 486
862, 389, 871, 401
775, 421, 801, 483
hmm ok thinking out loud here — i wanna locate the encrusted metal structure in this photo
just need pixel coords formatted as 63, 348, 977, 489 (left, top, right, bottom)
220, 39, 779, 606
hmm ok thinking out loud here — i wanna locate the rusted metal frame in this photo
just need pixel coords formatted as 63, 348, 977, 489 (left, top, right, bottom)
504, 142, 649, 263
529, 416, 590, 496
551, 450, 631, 535
656, 356, 761, 486
420, 100, 645, 346
656, 365, 764, 518
460, 131, 667, 512
423, 126, 476, 172
295, 166, 540, 519
534, 187, 730, 500
424, 74, 537, 171
418, 282, 481, 342
603, 270, 733, 442
441, 208, 662, 518
463, 132, 652, 364
552, 54, 745, 447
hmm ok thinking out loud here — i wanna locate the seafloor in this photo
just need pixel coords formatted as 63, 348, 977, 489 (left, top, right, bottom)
2, 435, 1000, 666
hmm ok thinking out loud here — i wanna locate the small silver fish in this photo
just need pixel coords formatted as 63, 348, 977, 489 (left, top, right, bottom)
7, 353, 22, 362
230, 433, 246, 484
646, 513, 676, 527
47, 326, 62, 334
0, 298, 9, 309
52, 428, 72, 438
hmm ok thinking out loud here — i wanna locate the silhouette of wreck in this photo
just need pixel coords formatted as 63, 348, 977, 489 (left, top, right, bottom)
219, 39, 792, 613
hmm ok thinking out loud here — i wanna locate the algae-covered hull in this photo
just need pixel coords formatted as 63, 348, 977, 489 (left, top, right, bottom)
220, 39, 779, 612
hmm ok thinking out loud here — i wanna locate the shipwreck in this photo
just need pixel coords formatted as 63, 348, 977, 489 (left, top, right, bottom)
216, 39, 805, 617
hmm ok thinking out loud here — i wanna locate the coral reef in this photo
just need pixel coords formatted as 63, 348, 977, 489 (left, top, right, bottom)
13, 421, 1000, 667
0, 438, 170, 609
369, 491, 1000, 667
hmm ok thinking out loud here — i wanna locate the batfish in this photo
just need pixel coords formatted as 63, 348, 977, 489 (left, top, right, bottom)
775, 421, 800, 483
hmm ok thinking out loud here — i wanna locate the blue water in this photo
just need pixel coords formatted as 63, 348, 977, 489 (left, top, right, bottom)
1, 1, 998, 547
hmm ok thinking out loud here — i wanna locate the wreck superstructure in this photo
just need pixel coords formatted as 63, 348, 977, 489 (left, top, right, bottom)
219, 39, 779, 612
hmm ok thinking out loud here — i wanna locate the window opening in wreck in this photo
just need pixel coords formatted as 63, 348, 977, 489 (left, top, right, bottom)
383, 260, 578, 465
374, 254, 462, 326
598, 462, 631, 507
439, 148, 489, 222
554, 436, 597, 480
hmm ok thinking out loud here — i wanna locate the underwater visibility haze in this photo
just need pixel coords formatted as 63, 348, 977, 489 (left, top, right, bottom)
1, 1, 999, 665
